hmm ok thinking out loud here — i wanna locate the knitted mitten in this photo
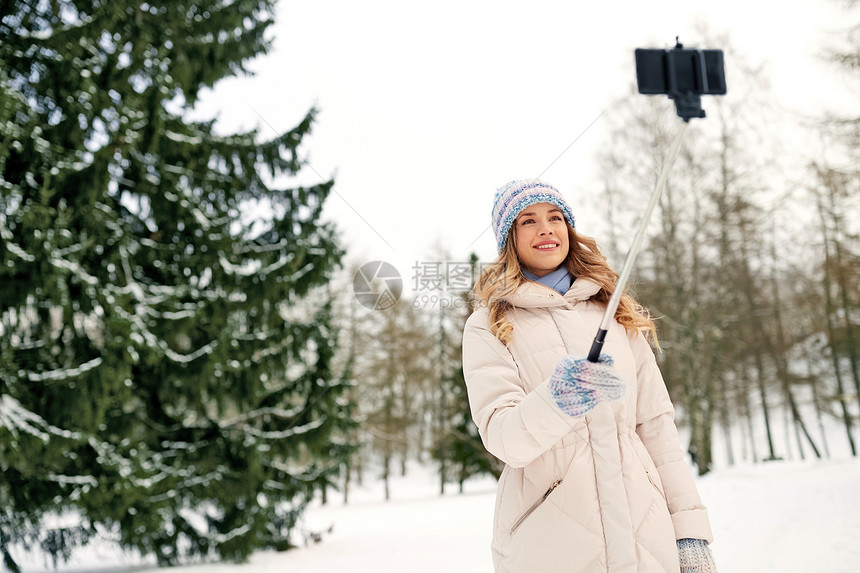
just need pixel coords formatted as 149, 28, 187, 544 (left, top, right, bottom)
677, 538, 717, 573
548, 354, 626, 417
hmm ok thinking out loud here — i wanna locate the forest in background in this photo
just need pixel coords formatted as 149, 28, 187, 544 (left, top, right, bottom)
331, 27, 859, 493
1, 1, 857, 571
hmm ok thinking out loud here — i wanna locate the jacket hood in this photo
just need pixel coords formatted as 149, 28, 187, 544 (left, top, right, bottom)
506, 277, 602, 309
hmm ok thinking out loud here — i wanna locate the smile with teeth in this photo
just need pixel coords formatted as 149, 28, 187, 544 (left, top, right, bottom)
534, 242, 559, 250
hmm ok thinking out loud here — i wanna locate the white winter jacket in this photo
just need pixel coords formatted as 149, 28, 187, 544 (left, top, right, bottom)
462, 278, 713, 573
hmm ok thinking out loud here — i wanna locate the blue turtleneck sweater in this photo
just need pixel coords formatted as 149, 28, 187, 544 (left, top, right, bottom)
522, 266, 573, 295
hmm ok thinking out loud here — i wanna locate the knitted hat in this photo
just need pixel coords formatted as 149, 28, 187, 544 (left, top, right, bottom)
492, 179, 575, 252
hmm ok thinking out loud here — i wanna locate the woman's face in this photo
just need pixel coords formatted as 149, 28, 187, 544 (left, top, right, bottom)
513, 202, 570, 277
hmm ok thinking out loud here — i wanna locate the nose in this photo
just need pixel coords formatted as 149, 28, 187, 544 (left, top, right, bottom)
538, 220, 554, 235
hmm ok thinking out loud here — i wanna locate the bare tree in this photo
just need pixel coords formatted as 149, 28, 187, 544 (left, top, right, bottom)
815, 182, 858, 456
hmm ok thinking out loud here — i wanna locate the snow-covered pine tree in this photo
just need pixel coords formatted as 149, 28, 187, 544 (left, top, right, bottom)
0, 1, 353, 570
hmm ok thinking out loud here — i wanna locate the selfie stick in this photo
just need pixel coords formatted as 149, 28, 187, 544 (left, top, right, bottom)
586, 121, 689, 362
584, 39, 725, 363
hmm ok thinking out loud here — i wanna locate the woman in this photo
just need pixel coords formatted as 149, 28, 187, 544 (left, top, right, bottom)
462, 180, 716, 572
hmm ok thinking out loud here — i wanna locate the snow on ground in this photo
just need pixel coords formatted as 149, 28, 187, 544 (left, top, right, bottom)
14, 457, 860, 573
696, 457, 860, 572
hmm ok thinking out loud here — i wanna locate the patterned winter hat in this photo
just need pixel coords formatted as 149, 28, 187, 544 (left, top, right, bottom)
492, 179, 575, 252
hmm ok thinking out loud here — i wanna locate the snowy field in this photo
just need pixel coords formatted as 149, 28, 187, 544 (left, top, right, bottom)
13, 456, 860, 573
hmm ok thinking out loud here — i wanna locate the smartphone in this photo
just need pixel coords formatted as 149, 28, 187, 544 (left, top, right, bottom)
635, 47, 727, 96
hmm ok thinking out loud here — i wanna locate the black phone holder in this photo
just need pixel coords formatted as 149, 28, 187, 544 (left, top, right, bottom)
635, 38, 727, 122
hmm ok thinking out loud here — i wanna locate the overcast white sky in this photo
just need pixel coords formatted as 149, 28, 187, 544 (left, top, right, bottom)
195, 0, 856, 297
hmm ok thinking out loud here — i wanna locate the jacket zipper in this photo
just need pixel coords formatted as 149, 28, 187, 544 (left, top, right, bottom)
509, 478, 563, 535
644, 468, 665, 498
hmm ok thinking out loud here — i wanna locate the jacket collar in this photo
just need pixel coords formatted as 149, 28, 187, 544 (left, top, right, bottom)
506, 277, 602, 309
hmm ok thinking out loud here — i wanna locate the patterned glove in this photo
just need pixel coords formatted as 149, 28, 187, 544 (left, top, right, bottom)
677, 538, 717, 573
548, 354, 626, 417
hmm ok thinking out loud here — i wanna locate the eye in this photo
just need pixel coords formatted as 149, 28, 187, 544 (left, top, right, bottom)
519, 218, 534, 225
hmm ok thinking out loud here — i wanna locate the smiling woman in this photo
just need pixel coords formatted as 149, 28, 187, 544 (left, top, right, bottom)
464, 179, 716, 572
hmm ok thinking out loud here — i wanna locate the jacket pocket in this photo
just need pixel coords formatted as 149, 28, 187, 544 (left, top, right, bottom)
509, 478, 563, 535
644, 467, 665, 500
630, 433, 666, 500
